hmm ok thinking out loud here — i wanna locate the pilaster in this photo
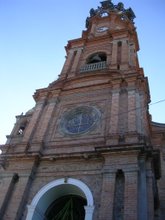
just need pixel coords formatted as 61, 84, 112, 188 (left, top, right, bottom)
22, 100, 46, 143
129, 43, 136, 67
121, 39, 129, 70
135, 92, 143, 134
68, 47, 83, 77
111, 41, 118, 69
128, 89, 136, 132
146, 158, 154, 220
109, 89, 119, 134
59, 50, 75, 78
31, 98, 59, 143
124, 169, 138, 220
138, 155, 148, 220
99, 171, 116, 220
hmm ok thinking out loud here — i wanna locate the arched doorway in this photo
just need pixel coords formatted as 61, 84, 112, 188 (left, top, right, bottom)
26, 178, 94, 220
45, 194, 86, 220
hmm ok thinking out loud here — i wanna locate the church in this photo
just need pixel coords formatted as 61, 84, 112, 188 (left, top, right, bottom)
0, 1, 165, 219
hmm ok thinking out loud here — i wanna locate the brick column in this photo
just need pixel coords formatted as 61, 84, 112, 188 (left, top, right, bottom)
59, 50, 74, 78
109, 90, 119, 134
146, 159, 154, 220
124, 169, 138, 220
0, 157, 39, 220
121, 39, 129, 70
121, 40, 128, 62
128, 90, 136, 132
129, 43, 136, 67
138, 155, 148, 220
22, 100, 46, 143
31, 98, 59, 143
99, 171, 116, 220
140, 92, 149, 137
0, 174, 19, 219
135, 92, 143, 134
69, 47, 83, 77
111, 41, 118, 69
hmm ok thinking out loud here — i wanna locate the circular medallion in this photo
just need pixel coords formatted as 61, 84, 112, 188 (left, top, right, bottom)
60, 106, 101, 135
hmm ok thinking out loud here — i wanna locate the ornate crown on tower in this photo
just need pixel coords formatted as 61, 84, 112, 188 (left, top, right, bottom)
86, 0, 135, 28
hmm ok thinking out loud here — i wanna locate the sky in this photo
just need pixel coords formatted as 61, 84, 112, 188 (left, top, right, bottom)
0, 0, 165, 144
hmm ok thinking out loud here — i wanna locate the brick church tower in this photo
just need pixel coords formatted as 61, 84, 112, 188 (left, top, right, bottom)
0, 1, 165, 220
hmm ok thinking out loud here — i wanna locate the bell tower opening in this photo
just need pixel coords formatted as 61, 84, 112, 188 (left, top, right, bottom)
87, 53, 107, 64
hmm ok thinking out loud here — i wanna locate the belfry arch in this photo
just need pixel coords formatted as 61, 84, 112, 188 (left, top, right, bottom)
26, 178, 94, 220
87, 52, 107, 64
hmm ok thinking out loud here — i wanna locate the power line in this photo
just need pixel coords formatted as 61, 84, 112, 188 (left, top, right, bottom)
149, 99, 165, 106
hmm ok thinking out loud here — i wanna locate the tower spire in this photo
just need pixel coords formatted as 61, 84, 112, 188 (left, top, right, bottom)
86, 1, 135, 28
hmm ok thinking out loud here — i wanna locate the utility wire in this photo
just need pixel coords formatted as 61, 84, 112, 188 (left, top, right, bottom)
149, 99, 165, 106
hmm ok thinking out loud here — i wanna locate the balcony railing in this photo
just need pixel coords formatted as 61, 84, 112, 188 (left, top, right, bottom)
80, 61, 107, 73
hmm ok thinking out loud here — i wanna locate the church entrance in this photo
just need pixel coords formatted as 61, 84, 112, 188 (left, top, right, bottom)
26, 178, 94, 220
45, 195, 86, 220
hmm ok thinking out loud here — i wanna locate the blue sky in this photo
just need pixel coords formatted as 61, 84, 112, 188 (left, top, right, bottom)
0, 0, 165, 144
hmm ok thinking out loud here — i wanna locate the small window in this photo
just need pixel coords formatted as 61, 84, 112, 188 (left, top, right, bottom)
18, 125, 25, 135
118, 41, 122, 47
17, 121, 27, 135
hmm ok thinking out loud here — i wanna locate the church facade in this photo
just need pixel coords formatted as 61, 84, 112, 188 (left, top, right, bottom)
0, 1, 165, 220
